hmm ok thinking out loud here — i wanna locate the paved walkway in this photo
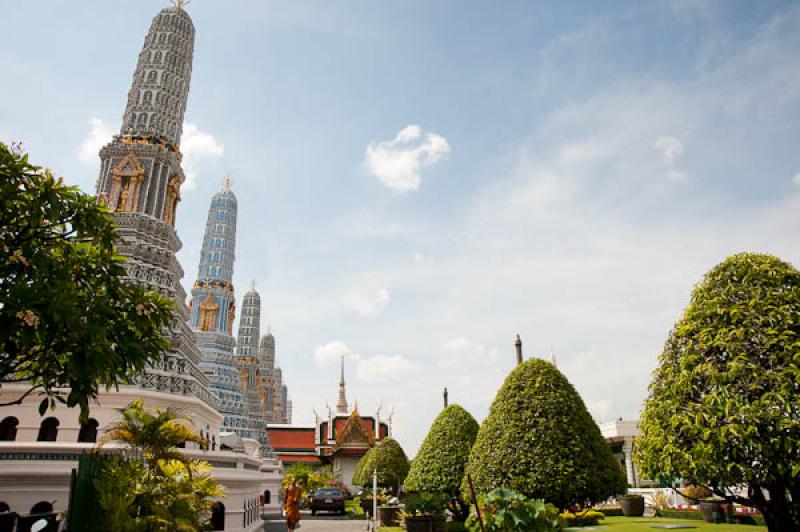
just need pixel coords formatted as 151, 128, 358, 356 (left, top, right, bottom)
263, 511, 368, 532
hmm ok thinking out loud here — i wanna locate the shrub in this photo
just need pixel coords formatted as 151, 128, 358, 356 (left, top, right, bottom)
595, 507, 623, 516
463, 359, 627, 509
465, 488, 562, 532
636, 253, 800, 531
403, 492, 448, 516
405, 404, 479, 521
405, 404, 479, 494
560, 510, 604, 527
682, 484, 712, 502
352, 438, 410, 493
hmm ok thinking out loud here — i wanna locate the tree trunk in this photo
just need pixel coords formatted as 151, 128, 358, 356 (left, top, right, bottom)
761, 485, 800, 532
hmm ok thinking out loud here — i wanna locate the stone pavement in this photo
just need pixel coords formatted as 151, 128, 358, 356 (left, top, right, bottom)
263, 511, 368, 532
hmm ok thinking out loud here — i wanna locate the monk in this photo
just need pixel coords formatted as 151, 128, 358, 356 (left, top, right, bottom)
283, 480, 302, 531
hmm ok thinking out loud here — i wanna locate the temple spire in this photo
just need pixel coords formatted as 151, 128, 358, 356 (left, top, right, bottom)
515, 334, 523, 365
443, 387, 449, 408
336, 353, 349, 414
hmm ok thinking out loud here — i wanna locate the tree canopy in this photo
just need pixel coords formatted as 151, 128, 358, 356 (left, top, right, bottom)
352, 437, 410, 493
405, 404, 479, 520
0, 142, 173, 418
635, 253, 800, 531
405, 404, 478, 494
463, 358, 626, 509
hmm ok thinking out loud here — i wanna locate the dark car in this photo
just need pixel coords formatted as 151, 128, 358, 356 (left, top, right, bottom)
309, 488, 346, 516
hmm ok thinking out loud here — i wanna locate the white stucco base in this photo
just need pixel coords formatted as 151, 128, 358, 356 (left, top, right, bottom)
0, 384, 284, 532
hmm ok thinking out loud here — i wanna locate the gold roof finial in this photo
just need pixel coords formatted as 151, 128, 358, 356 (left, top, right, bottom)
171, 0, 191, 10
222, 174, 233, 191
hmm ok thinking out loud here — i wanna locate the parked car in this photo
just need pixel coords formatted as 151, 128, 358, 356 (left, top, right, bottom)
310, 488, 346, 516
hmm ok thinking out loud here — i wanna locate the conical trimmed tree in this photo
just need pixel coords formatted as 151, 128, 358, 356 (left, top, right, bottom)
405, 404, 479, 520
352, 437, 410, 494
463, 359, 626, 509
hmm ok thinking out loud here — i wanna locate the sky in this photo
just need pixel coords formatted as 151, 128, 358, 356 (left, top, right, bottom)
2, 0, 800, 456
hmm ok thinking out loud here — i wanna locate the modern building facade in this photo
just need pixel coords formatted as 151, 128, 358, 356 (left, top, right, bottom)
0, 6, 281, 530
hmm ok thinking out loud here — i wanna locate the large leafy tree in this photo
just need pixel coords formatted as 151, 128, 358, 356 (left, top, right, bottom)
0, 142, 173, 417
463, 359, 626, 509
352, 437, 410, 494
636, 253, 800, 531
405, 404, 479, 521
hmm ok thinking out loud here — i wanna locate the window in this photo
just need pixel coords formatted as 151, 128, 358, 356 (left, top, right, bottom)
210, 501, 225, 529
77, 418, 99, 443
0, 417, 18, 441
37, 417, 59, 442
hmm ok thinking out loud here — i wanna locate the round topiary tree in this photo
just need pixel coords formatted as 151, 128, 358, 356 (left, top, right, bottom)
463, 358, 626, 509
352, 437, 410, 494
636, 253, 800, 532
405, 404, 479, 521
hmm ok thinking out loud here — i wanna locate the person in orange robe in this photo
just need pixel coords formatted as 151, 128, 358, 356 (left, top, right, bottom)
284, 480, 302, 531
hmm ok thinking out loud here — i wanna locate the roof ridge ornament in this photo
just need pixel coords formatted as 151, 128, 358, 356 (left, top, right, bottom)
171, 0, 191, 10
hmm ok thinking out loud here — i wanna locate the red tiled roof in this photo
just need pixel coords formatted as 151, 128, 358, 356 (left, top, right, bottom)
268, 427, 316, 451
279, 454, 323, 464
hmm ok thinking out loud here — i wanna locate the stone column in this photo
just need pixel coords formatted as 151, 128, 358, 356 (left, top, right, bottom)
623, 437, 636, 488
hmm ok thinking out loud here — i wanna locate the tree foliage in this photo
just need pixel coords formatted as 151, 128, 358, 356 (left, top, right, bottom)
635, 253, 800, 531
463, 359, 626, 509
0, 142, 173, 418
352, 437, 410, 493
94, 400, 224, 531
405, 404, 479, 493
99, 399, 206, 469
283, 463, 336, 494
405, 404, 479, 520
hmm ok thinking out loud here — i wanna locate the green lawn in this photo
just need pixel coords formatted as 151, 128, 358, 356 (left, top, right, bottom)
378, 516, 768, 531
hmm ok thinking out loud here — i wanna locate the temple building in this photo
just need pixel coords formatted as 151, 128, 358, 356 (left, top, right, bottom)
190, 179, 249, 440
267, 356, 390, 491
0, 5, 281, 530
235, 287, 292, 429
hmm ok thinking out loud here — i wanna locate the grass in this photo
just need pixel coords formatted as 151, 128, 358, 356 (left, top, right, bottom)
378, 516, 768, 531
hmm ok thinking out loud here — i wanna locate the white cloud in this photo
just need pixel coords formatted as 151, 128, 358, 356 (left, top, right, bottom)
313, 341, 360, 365
654, 135, 684, 164
345, 288, 390, 317
79, 118, 113, 163
364, 124, 450, 192
793, 172, 800, 186
355, 354, 418, 382
180, 122, 224, 190
438, 337, 498, 368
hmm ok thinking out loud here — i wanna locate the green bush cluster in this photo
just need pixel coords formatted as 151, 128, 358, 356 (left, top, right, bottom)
352, 438, 410, 493
465, 488, 562, 532
405, 404, 479, 494
560, 510, 604, 526
462, 359, 627, 509
595, 507, 623, 516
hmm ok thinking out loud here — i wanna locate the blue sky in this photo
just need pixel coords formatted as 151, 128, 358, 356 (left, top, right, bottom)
2, 0, 799, 455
